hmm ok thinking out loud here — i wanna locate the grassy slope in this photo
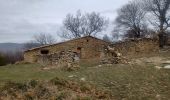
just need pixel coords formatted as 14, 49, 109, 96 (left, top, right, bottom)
0, 62, 170, 99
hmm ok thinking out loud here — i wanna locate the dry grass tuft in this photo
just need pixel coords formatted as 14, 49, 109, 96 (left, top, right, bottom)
0, 77, 113, 100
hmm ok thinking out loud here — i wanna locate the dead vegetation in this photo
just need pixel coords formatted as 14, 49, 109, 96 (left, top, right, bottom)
0, 54, 170, 99
0, 77, 113, 100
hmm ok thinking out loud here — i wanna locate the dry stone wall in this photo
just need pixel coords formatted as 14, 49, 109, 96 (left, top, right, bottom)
24, 36, 110, 63
24, 37, 160, 66
100, 38, 159, 64
109, 38, 159, 58
37, 50, 80, 70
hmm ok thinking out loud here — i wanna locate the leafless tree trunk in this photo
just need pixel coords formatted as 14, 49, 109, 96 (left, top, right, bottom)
143, 0, 170, 47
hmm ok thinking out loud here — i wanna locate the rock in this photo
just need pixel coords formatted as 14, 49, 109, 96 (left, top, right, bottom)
67, 63, 72, 68
156, 94, 161, 100
164, 65, 170, 69
74, 56, 80, 61
80, 78, 86, 81
68, 75, 76, 78
117, 53, 122, 57
155, 66, 162, 69
163, 61, 170, 64
42, 67, 51, 70
101, 46, 128, 64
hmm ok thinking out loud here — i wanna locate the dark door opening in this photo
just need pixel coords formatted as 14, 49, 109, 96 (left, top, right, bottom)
40, 49, 49, 55
77, 47, 82, 58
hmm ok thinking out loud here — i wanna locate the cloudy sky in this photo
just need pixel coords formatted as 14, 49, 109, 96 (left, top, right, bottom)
0, 0, 130, 43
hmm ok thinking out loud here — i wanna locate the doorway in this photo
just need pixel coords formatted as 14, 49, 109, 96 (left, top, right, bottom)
77, 47, 82, 58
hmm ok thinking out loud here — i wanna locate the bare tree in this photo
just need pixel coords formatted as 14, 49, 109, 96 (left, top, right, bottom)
23, 33, 55, 50
143, 0, 170, 47
115, 0, 147, 38
62, 10, 108, 39
33, 33, 56, 45
0, 50, 24, 65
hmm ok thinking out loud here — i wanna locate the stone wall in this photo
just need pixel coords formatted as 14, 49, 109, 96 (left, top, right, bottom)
108, 38, 159, 58
37, 50, 80, 70
24, 36, 160, 66
24, 36, 110, 63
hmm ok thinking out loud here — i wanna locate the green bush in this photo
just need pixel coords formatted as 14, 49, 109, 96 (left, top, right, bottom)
0, 55, 7, 66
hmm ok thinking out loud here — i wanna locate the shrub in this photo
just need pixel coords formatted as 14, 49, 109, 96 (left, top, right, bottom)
28, 80, 38, 88
0, 55, 7, 66
1, 81, 28, 94
34, 85, 50, 98
0, 51, 24, 65
56, 92, 69, 100
50, 77, 68, 86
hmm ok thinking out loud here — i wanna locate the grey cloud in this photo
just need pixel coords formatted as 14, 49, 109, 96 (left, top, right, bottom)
0, 0, 129, 43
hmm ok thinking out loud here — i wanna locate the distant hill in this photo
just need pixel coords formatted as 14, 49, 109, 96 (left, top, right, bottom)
0, 43, 25, 53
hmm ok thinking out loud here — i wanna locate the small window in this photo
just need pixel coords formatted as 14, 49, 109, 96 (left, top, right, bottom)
86, 39, 89, 42
77, 47, 81, 51
40, 49, 49, 54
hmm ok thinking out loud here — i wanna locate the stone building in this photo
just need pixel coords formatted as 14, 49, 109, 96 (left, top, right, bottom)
24, 36, 160, 67
24, 36, 110, 63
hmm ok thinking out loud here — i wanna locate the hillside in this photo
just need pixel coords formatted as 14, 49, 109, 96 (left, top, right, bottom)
0, 43, 25, 53
0, 50, 170, 100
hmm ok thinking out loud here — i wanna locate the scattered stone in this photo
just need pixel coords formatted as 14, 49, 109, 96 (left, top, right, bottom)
162, 61, 170, 64
164, 65, 170, 69
80, 78, 86, 81
42, 67, 51, 70
155, 66, 162, 69
100, 46, 129, 65
156, 94, 161, 100
68, 75, 76, 78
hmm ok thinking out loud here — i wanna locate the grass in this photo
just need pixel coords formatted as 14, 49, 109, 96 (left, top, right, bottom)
0, 59, 170, 99
0, 63, 68, 88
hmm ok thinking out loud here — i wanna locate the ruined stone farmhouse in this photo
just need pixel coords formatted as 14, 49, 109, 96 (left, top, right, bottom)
24, 36, 110, 64
24, 36, 159, 66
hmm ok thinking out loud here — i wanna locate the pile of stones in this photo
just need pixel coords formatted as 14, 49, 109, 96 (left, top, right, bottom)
100, 46, 128, 64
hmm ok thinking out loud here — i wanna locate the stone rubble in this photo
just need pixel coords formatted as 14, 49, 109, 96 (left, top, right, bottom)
100, 46, 128, 64
37, 50, 80, 70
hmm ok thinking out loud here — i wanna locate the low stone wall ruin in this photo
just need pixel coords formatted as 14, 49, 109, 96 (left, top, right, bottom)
100, 38, 159, 64
37, 50, 80, 70
37, 38, 160, 67
109, 38, 159, 58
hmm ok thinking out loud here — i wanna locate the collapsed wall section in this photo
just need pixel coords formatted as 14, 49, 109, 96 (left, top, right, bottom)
107, 38, 159, 59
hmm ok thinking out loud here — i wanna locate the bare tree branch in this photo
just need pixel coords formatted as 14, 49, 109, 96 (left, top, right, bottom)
33, 33, 56, 45
115, 0, 147, 38
144, 0, 170, 32
61, 10, 108, 39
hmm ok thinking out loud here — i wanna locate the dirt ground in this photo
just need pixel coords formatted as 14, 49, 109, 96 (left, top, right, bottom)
130, 49, 170, 69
